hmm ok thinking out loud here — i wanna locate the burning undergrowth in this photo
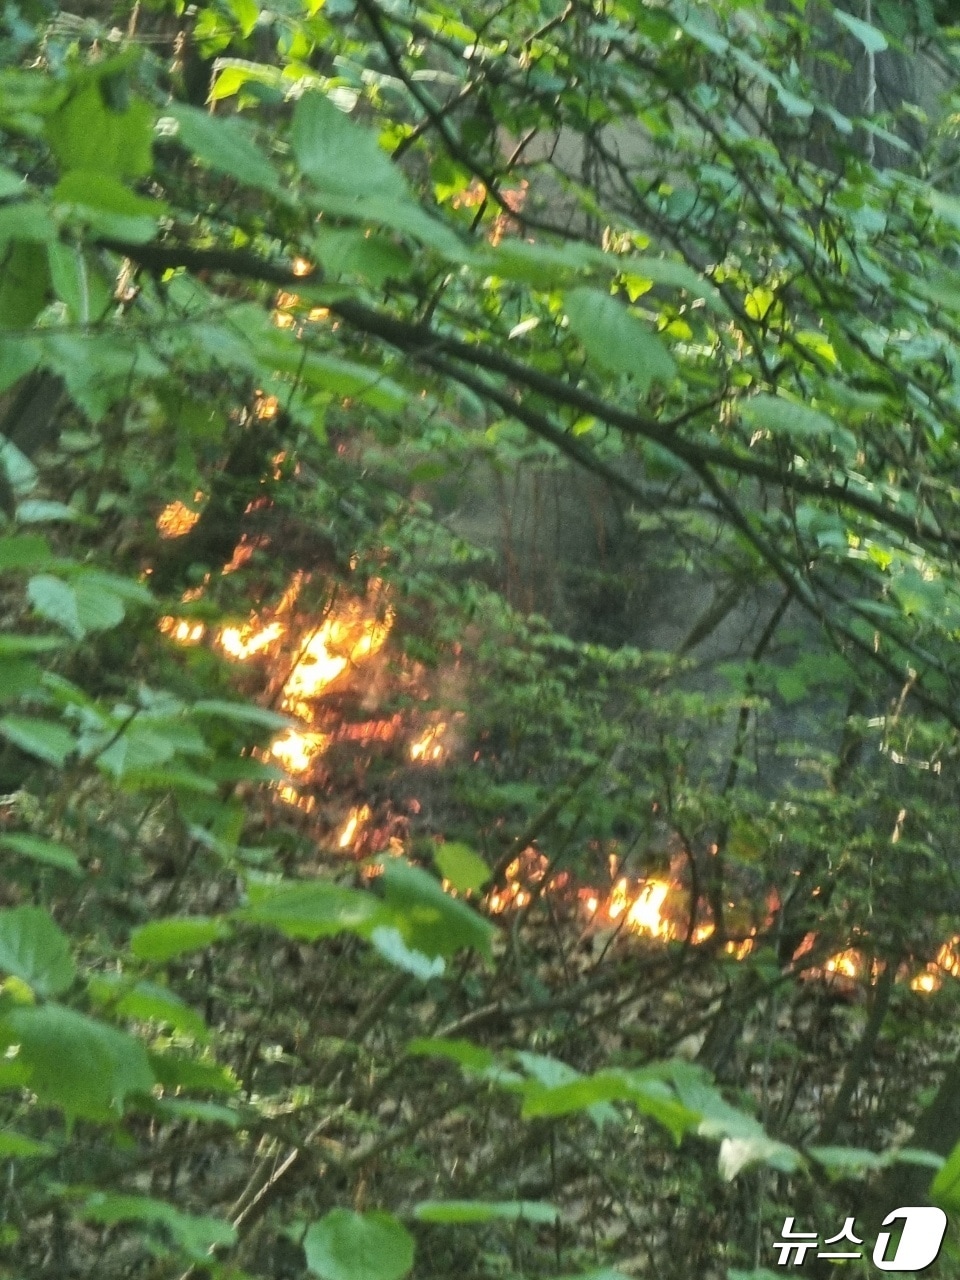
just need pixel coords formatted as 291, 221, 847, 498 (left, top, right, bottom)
154, 496, 960, 998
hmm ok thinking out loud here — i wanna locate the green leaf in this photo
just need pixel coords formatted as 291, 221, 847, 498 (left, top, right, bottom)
15, 500, 78, 525
314, 227, 413, 285
414, 1200, 559, 1224
0, 906, 74, 996
931, 1137, 960, 1209
515, 1051, 619, 1128
0, 715, 77, 766
0, 533, 52, 571
226, 0, 259, 37
27, 572, 126, 639
406, 1036, 497, 1074
717, 1134, 801, 1180
148, 1050, 238, 1094
130, 916, 232, 962
433, 842, 490, 893
303, 1210, 415, 1280
0, 634, 64, 655
53, 170, 162, 243
292, 92, 407, 200
0, 165, 24, 199
48, 82, 153, 179
0, 1129, 53, 1158
739, 394, 848, 447
191, 698, 295, 731
232, 880, 384, 941
0, 242, 48, 331
565, 288, 676, 393
380, 859, 495, 959
834, 8, 888, 53
90, 975, 209, 1041
146, 1097, 239, 1126
0, 1003, 154, 1120
620, 256, 727, 311
169, 104, 282, 195
0, 834, 81, 874
0, 438, 36, 496
0, 657, 44, 700
81, 1193, 236, 1261
369, 926, 445, 980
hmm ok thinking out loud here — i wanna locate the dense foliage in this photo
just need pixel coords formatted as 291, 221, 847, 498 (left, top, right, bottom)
5, 0, 960, 1276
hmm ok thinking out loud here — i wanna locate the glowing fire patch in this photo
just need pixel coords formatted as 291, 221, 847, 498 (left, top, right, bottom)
338, 804, 372, 850
156, 498, 202, 539
410, 721, 448, 764
269, 730, 330, 775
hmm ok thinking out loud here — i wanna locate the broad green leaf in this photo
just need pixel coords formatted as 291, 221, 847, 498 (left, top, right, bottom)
0, 906, 74, 996
96, 723, 182, 779
53, 170, 162, 243
414, 1200, 560, 1224
369, 926, 445, 980
81, 1193, 236, 1261
834, 8, 888, 52
480, 238, 603, 288
90, 976, 209, 1041
130, 916, 232, 962
292, 92, 407, 200
739, 394, 848, 447
0, 634, 64, 655
406, 1036, 497, 1073
565, 288, 676, 393
232, 880, 384, 941
0, 439, 36, 496
0, 834, 81, 874
15, 500, 77, 524
0, 533, 51, 571
620, 255, 726, 311
932, 1137, 960, 1209
191, 699, 295, 730
520, 1070, 636, 1118
0, 657, 44, 699
0, 1129, 53, 1158
0, 715, 77, 766
0, 1003, 154, 1120
314, 227, 413, 286
210, 58, 283, 101
303, 1210, 415, 1280
515, 1051, 619, 1128
48, 82, 153, 178
27, 572, 126, 639
148, 1050, 238, 1094
0, 202, 56, 245
0, 242, 48, 330
718, 1135, 800, 1180
226, 0, 259, 37
169, 103, 282, 195
0, 165, 24, 198
380, 859, 495, 959
433, 842, 490, 893
147, 1098, 239, 1126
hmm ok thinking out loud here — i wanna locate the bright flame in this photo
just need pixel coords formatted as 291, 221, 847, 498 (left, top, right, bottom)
219, 621, 285, 660
410, 721, 448, 764
338, 804, 372, 850
269, 730, 330, 775
159, 617, 205, 644
281, 606, 393, 714
156, 497, 202, 539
